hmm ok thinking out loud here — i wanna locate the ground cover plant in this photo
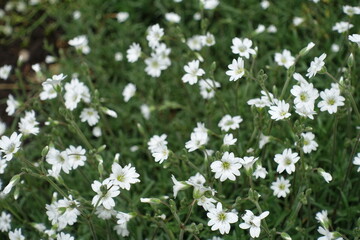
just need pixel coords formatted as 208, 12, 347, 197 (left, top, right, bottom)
0, 0, 360, 239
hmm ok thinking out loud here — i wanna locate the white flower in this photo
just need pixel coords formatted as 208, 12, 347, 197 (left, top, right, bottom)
0, 132, 22, 161
145, 55, 167, 77
68, 35, 90, 54
207, 203, 238, 235
201, 32, 216, 46
151, 144, 169, 164
317, 226, 342, 240
91, 178, 120, 209
187, 35, 203, 51
148, 134, 168, 152
201, 0, 219, 9
64, 78, 91, 110
197, 196, 216, 211
57, 232, 74, 240
92, 126, 102, 137
231, 37, 256, 59
42, 73, 67, 87
140, 104, 151, 119
343, 5, 360, 16
274, 148, 300, 174
146, 24, 164, 49
268, 100, 291, 121
319, 169, 332, 183
293, 17, 304, 26
267, 25, 277, 33
239, 210, 269, 238
182, 60, 205, 85
0, 65, 12, 80
253, 165, 268, 179
0, 121, 6, 136
248, 91, 274, 108
318, 88, 345, 114
110, 163, 140, 190
353, 153, 360, 172
306, 53, 326, 78
116, 12, 129, 22
171, 175, 189, 198
185, 131, 209, 152
72, 10, 81, 20
18, 110, 40, 136
301, 132, 318, 153
259, 133, 270, 149
80, 108, 100, 126
223, 133, 237, 146
274, 50, 295, 69
332, 21, 353, 33
6, 94, 20, 116
40, 83, 57, 100
114, 52, 123, 61
95, 206, 116, 220
218, 115, 243, 132
349, 34, 360, 46
165, 12, 181, 23
291, 81, 319, 112
316, 210, 329, 228
226, 57, 245, 81
66, 145, 86, 169
8, 228, 25, 240
46, 195, 81, 230
46, 148, 71, 174
260, 0, 270, 9
126, 43, 141, 62
199, 79, 221, 99
0, 211, 11, 232
122, 83, 136, 102
211, 152, 242, 181
0, 159, 8, 174
271, 176, 291, 198
239, 156, 258, 171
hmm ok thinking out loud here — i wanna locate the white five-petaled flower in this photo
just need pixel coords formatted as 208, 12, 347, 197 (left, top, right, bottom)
0, 211, 11, 232
122, 83, 136, 102
301, 132, 318, 153
8, 228, 25, 240
253, 165, 268, 179
306, 53, 326, 78
80, 107, 100, 126
211, 152, 242, 181
185, 131, 209, 152
0, 132, 22, 161
274, 148, 300, 174
226, 57, 245, 81
239, 210, 269, 238
318, 87, 345, 114
207, 202, 238, 235
182, 60, 205, 85
126, 43, 141, 62
349, 34, 360, 47
0, 65, 12, 80
42, 73, 67, 87
223, 133, 237, 146
353, 153, 360, 172
271, 176, 291, 198
274, 49, 295, 69
268, 100, 291, 121
231, 37, 256, 59
218, 115, 243, 132
6, 94, 20, 116
171, 175, 189, 198
91, 178, 120, 209
332, 21, 353, 33
110, 163, 140, 190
